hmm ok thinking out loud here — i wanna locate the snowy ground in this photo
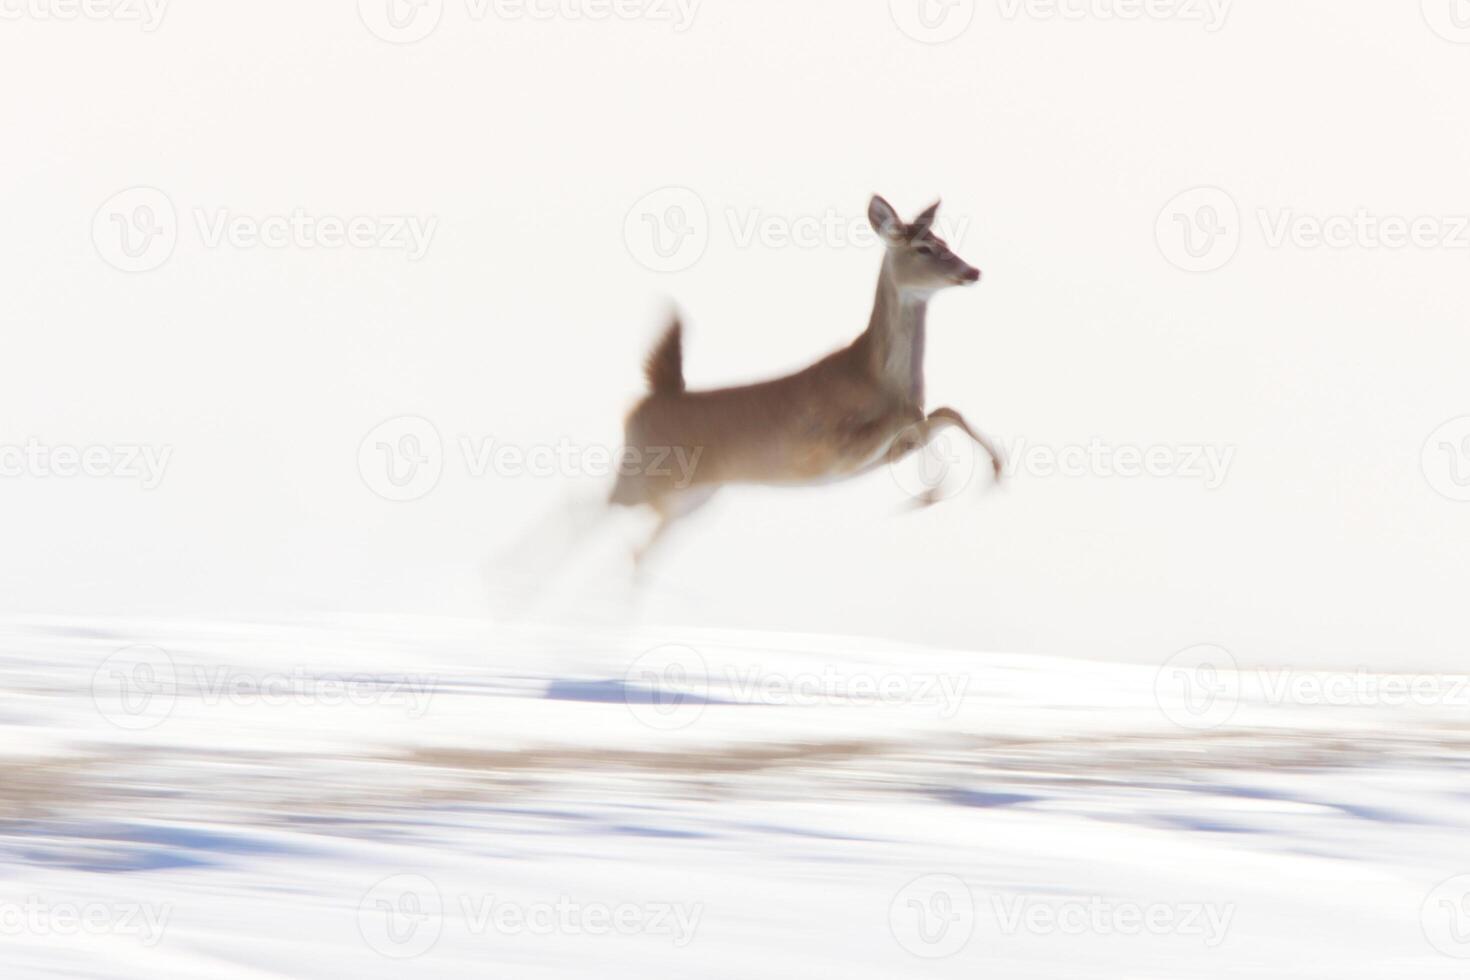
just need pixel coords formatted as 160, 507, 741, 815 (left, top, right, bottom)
2, 613, 1469, 978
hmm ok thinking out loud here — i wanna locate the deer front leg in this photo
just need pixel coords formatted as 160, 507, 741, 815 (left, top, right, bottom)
880, 408, 1004, 508
927, 407, 1005, 483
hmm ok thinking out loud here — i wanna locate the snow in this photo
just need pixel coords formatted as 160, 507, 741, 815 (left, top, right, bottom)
2, 614, 1467, 977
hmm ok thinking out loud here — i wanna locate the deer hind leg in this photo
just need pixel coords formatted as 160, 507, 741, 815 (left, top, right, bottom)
633, 486, 718, 571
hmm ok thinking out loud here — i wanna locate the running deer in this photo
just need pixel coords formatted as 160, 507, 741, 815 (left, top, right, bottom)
611, 195, 1004, 561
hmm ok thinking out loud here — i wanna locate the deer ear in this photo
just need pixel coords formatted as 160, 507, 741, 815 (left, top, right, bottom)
910, 200, 941, 237
868, 195, 905, 243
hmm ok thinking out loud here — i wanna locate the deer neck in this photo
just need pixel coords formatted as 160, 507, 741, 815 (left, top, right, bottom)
858, 258, 931, 406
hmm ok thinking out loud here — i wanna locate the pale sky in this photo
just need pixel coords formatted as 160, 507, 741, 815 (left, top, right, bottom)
2, 0, 1468, 669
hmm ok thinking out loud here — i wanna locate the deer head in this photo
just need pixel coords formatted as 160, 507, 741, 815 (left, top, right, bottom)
868, 195, 981, 292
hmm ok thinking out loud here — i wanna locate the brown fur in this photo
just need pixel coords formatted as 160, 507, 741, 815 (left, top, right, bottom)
610, 196, 1001, 560
643, 317, 685, 395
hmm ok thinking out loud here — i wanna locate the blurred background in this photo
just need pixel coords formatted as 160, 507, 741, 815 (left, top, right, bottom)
3, 2, 1470, 977
2, 0, 1468, 668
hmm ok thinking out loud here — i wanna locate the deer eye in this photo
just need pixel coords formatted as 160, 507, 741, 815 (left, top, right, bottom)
915, 244, 937, 256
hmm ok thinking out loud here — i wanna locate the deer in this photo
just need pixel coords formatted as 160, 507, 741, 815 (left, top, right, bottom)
610, 195, 1004, 563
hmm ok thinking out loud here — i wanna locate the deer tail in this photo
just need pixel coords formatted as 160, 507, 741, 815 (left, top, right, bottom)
643, 314, 685, 395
